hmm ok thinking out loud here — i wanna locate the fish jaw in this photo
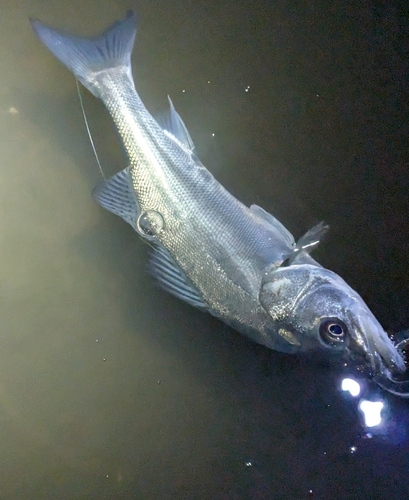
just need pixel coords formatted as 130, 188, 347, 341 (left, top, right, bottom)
349, 307, 406, 375
372, 336, 409, 397
344, 305, 409, 397
358, 320, 409, 397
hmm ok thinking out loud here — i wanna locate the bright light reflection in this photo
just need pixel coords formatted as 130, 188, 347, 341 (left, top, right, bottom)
358, 400, 384, 427
341, 377, 361, 397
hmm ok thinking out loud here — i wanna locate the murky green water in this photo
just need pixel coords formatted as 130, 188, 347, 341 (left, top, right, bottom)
0, 1, 408, 499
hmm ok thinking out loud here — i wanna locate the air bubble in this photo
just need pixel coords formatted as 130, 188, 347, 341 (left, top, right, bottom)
137, 210, 165, 238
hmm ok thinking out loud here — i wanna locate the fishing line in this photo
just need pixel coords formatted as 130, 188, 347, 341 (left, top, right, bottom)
76, 79, 106, 180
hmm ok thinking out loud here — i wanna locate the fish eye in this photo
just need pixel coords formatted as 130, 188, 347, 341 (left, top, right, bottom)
319, 318, 347, 347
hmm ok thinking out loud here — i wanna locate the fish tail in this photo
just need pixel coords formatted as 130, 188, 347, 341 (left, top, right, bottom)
30, 11, 136, 97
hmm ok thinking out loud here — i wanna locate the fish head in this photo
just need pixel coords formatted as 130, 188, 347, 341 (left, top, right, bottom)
260, 264, 409, 396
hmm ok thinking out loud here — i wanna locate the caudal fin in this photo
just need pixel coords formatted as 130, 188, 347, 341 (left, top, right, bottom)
30, 11, 137, 97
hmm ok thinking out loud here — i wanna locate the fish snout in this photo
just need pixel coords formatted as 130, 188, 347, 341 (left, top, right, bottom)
353, 313, 409, 397
357, 312, 406, 374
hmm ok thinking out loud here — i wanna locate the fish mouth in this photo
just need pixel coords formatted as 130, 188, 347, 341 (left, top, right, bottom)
350, 312, 409, 397
372, 337, 409, 397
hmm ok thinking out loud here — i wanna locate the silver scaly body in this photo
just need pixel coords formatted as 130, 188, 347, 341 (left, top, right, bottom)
97, 65, 298, 350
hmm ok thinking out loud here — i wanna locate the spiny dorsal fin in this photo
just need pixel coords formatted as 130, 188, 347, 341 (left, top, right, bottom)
282, 222, 329, 267
294, 221, 329, 254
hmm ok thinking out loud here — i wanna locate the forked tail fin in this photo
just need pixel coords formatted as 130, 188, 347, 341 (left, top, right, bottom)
30, 11, 137, 97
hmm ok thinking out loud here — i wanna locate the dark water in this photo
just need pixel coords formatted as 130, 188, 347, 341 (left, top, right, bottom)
1, 0, 408, 498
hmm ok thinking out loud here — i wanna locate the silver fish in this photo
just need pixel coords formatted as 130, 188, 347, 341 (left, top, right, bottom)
31, 11, 409, 396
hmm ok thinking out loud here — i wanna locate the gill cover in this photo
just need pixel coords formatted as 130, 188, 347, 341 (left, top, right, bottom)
259, 264, 351, 352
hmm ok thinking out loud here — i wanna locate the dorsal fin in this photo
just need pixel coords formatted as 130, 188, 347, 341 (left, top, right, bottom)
289, 222, 329, 265
279, 222, 328, 267
156, 96, 195, 153
294, 221, 329, 254
250, 204, 294, 248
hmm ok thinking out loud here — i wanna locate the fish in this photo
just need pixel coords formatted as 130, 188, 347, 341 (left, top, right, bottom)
30, 11, 409, 397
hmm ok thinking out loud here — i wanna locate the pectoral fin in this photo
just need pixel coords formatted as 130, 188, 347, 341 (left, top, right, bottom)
92, 166, 139, 231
